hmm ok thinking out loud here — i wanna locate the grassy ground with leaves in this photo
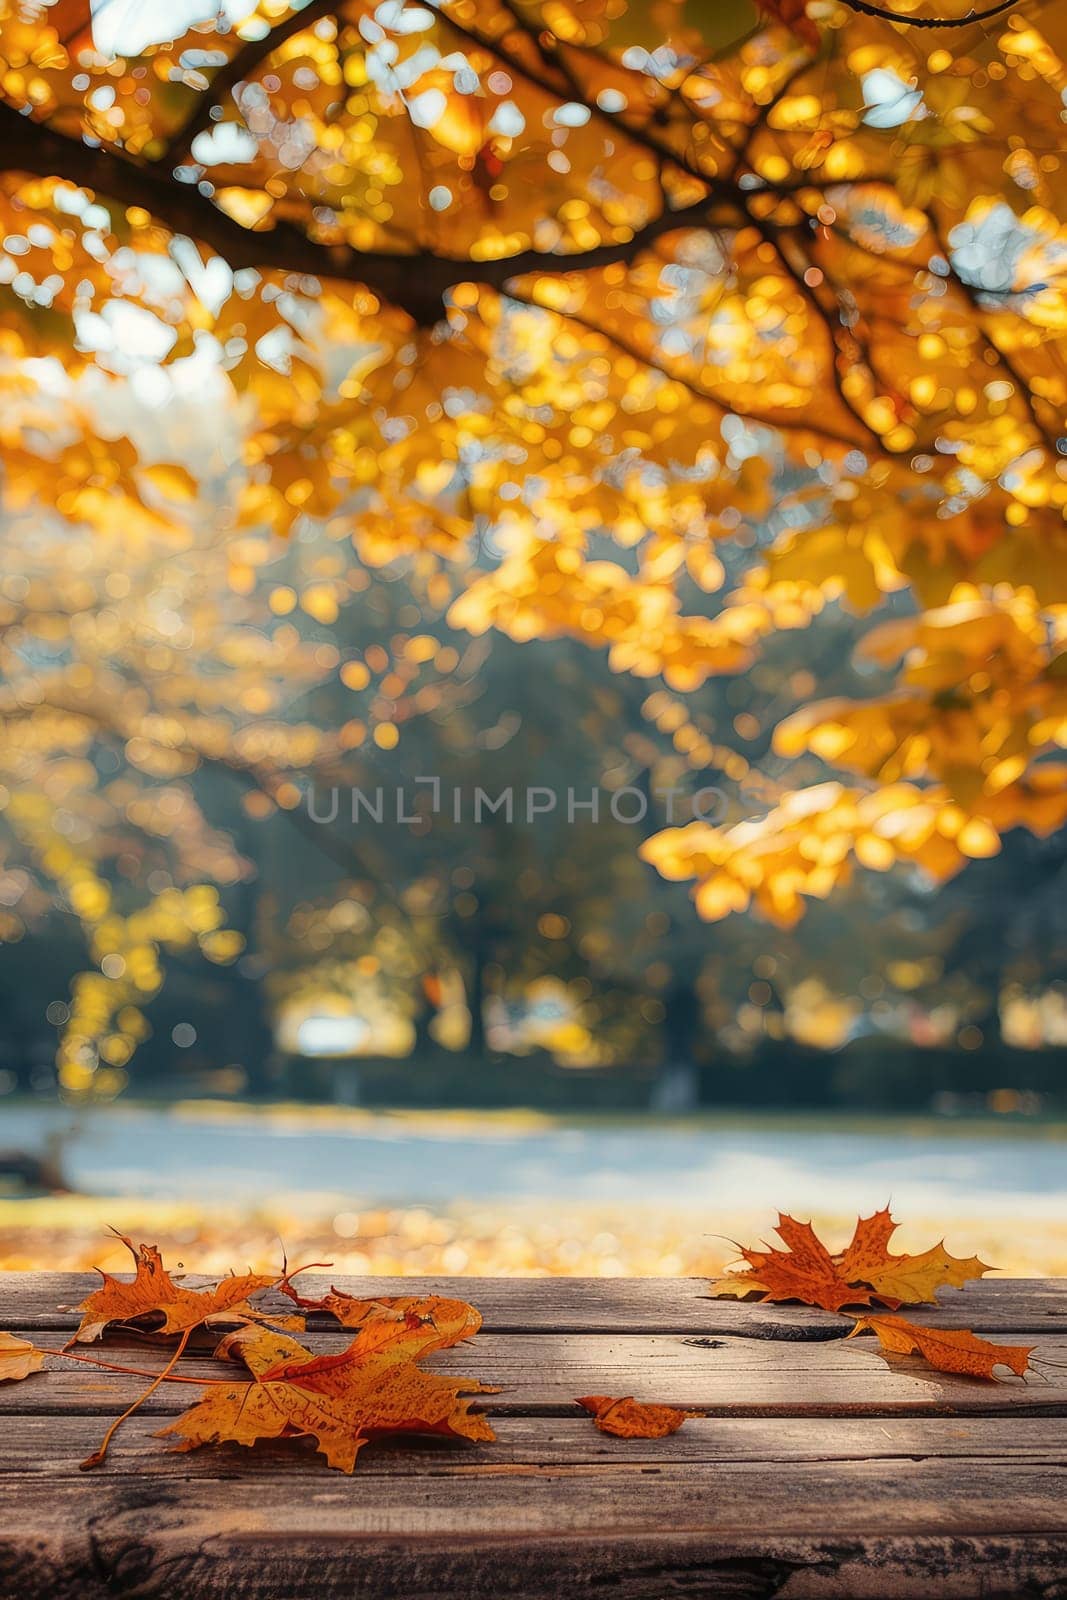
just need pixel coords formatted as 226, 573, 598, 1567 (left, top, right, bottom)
2, 1195, 1065, 1278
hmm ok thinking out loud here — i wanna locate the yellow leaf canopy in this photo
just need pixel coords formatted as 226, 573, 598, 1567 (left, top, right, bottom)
2, 0, 1065, 925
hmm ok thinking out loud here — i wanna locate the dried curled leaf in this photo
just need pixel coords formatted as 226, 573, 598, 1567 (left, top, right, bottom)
282, 1282, 481, 1349
710, 1209, 993, 1311
577, 1395, 696, 1438
851, 1315, 1034, 1380
159, 1318, 496, 1473
73, 1233, 295, 1343
0, 1332, 45, 1382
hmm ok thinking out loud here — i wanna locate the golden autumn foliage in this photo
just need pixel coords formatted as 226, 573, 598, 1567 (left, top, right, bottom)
640, 781, 989, 927
1, 0, 1066, 970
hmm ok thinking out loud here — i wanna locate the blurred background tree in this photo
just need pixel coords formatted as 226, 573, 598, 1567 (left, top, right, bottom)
0, 0, 1065, 1114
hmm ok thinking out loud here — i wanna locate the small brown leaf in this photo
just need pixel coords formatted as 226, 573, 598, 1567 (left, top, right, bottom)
282, 1283, 481, 1348
576, 1395, 696, 1438
757, 0, 820, 49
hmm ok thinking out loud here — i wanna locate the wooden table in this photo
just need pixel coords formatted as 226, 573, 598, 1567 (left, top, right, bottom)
1, 1273, 1065, 1598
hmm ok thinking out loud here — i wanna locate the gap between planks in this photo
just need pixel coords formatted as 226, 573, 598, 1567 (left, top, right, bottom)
2, 1273, 1065, 1336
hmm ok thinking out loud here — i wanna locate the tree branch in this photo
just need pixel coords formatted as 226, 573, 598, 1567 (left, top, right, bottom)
0, 100, 731, 323
837, 0, 1019, 26
164, 0, 340, 163
505, 283, 868, 452
747, 208, 892, 456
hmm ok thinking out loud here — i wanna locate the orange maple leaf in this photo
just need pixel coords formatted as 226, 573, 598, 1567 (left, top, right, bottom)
159, 1319, 497, 1473
834, 1208, 992, 1305
851, 1315, 1034, 1380
0, 1332, 45, 1382
281, 1281, 481, 1349
711, 1210, 994, 1311
577, 1395, 697, 1438
72, 1233, 296, 1344
711, 1213, 883, 1313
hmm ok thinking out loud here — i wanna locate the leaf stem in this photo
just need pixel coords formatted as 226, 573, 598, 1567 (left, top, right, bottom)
80, 1328, 193, 1470
31, 1341, 225, 1385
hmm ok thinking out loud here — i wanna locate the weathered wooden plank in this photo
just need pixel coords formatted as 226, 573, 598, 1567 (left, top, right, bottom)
5, 1532, 1062, 1600
1, 1272, 1064, 1334
2, 1276, 1063, 1599
2, 1329, 1064, 1416
4, 1533, 1064, 1600
1, 1413, 1064, 1477
0, 1466, 1063, 1599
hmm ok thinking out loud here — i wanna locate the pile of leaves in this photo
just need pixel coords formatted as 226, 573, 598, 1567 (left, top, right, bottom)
710, 1207, 1035, 1378
0, 1233, 500, 1473
0, 1211, 1044, 1472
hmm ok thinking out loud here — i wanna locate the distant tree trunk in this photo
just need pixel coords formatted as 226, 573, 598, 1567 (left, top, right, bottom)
222, 830, 279, 1098
411, 980, 439, 1059
412, 1003, 435, 1057
651, 977, 702, 1112
225, 966, 278, 1097
331, 1059, 361, 1106
468, 939, 488, 1060
4, 1015, 36, 1093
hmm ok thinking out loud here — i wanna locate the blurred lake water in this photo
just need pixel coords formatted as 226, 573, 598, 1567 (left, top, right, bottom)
4, 1102, 1064, 1221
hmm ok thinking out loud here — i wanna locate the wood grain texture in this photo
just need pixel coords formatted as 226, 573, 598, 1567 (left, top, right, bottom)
1, 1275, 1064, 1599
0, 1469, 1064, 1599
2, 1413, 1065, 1476
2, 1328, 1064, 1416
2, 1272, 1064, 1333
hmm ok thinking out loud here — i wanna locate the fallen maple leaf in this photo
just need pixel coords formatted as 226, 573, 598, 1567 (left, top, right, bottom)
577, 1395, 696, 1438
159, 1318, 497, 1473
850, 1315, 1034, 1380
72, 1233, 298, 1344
705, 1276, 767, 1301
0, 1332, 45, 1382
835, 1209, 991, 1305
710, 1210, 993, 1312
281, 1282, 481, 1349
711, 1213, 882, 1313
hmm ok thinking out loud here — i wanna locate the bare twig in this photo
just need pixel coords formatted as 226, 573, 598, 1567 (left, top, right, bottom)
837, 0, 1020, 27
